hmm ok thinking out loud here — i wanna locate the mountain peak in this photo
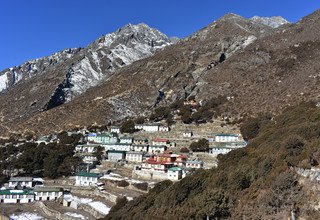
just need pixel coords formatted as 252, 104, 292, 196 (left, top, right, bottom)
250, 16, 290, 28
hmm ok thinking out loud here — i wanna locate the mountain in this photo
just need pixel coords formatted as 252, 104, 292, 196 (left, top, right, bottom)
0, 23, 174, 134
250, 15, 290, 28
0, 23, 173, 101
104, 102, 320, 219
1, 13, 275, 135
1, 10, 320, 136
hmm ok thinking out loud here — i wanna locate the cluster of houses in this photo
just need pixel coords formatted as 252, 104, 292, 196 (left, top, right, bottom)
0, 177, 63, 204
208, 133, 247, 156
75, 130, 176, 165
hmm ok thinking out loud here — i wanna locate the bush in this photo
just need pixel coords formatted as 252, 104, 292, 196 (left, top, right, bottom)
117, 180, 129, 187
149, 107, 171, 121
189, 139, 209, 152
180, 147, 190, 153
109, 197, 128, 214
133, 182, 148, 191
120, 120, 135, 134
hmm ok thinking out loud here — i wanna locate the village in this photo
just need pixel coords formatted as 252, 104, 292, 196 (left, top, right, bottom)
0, 118, 246, 219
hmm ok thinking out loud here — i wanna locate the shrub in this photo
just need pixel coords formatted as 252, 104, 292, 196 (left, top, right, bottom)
133, 182, 148, 191
117, 180, 129, 187
189, 139, 209, 152
180, 147, 190, 153
120, 120, 135, 134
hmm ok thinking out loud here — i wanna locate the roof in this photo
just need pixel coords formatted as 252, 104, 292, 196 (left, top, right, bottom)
9, 177, 33, 182
149, 145, 166, 148
107, 150, 126, 154
34, 187, 63, 192
215, 133, 239, 137
153, 138, 169, 142
75, 172, 100, 178
186, 160, 204, 164
136, 123, 160, 127
168, 167, 183, 171
102, 143, 131, 146
120, 137, 133, 140
0, 189, 34, 195
127, 151, 145, 155
145, 158, 173, 165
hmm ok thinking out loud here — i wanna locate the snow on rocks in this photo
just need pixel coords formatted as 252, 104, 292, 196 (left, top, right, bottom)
251, 16, 290, 28
65, 212, 88, 219
10, 212, 44, 220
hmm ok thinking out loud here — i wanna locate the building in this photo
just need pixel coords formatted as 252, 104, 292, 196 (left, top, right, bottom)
126, 151, 145, 163
174, 155, 188, 167
0, 189, 34, 204
102, 143, 132, 152
75, 172, 100, 186
186, 160, 204, 169
75, 144, 99, 154
132, 144, 149, 152
34, 187, 63, 201
119, 137, 133, 144
133, 138, 148, 145
8, 177, 33, 189
134, 124, 160, 132
141, 158, 174, 173
87, 132, 118, 144
36, 136, 50, 144
148, 145, 167, 154
183, 131, 193, 138
110, 126, 120, 134
107, 150, 126, 162
167, 167, 183, 180
152, 138, 175, 148
159, 125, 170, 132
80, 154, 98, 164
209, 147, 233, 155
214, 134, 241, 142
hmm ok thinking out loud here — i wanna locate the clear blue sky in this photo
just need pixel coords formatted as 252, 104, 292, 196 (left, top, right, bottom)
0, 0, 319, 70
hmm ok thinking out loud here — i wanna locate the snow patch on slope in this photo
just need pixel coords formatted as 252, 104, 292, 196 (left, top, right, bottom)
0, 73, 8, 92
251, 16, 290, 28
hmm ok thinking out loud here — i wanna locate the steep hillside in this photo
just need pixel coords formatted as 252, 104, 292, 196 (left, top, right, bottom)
0, 23, 174, 134
104, 102, 320, 219
1, 11, 320, 136
8, 13, 276, 135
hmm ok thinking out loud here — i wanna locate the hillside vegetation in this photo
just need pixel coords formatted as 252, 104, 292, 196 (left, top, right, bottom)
104, 102, 320, 219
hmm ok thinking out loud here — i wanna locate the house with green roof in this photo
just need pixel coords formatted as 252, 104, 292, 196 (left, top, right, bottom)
87, 132, 118, 144
107, 150, 126, 162
167, 167, 183, 181
0, 189, 34, 204
34, 187, 63, 201
75, 172, 100, 186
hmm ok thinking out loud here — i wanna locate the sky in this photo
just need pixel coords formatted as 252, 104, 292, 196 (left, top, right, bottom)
0, 0, 319, 70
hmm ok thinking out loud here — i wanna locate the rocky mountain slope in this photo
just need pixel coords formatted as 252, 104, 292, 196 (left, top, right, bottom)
250, 16, 290, 28
1, 10, 320, 135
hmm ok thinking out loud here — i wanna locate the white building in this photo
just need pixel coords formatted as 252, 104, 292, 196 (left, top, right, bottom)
75, 144, 99, 154
107, 150, 126, 162
186, 160, 204, 169
183, 131, 193, 138
75, 172, 100, 186
215, 134, 241, 142
110, 126, 120, 134
8, 177, 33, 189
0, 189, 34, 204
134, 124, 160, 132
126, 151, 144, 163
167, 167, 183, 181
148, 145, 167, 154
102, 143, 132, 152
159, 125, 170, 132
132, 144, 149, 152
119, 137, 133, 144
209, 147, 233, 156
34, 187, 63, 201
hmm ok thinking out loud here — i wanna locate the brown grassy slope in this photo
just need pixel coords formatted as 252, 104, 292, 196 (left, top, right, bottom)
104, 102, 320, 220
11, 14, 273, 135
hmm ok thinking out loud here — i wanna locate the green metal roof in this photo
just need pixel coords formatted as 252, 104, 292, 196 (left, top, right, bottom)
108, 150, 126, 154
76, 172, 100, 178
215, 133, 238, 137
34, 187, 63, 192
0, 189, 34, 195
168, 167, 183, 171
